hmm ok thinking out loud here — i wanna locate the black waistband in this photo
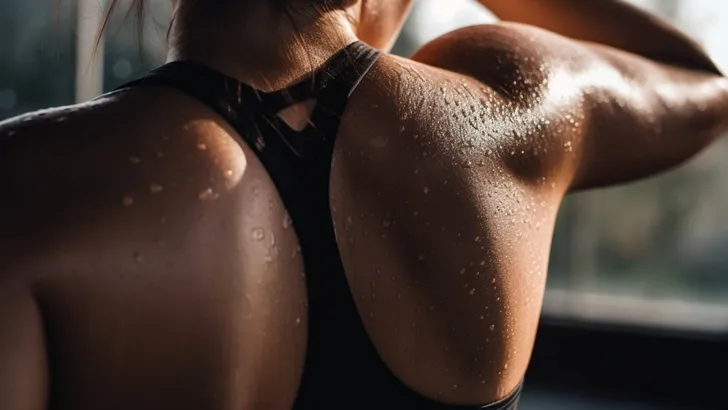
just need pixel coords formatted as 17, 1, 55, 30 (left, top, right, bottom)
479, 383, 523, 410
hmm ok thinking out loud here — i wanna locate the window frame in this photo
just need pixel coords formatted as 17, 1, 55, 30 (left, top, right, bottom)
75, 0, 105, 103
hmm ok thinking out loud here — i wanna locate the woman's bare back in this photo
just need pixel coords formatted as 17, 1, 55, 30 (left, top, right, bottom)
2, 13, 728, 410
0, 88, 309, 409
0, 35, 553, 407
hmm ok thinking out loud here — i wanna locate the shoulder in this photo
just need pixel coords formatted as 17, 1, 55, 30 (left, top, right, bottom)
407, 23, 593, 191
0, 88, 255, 279
411, 22, 592, 76
1, 89, 239, 206
342, 33, 574, 196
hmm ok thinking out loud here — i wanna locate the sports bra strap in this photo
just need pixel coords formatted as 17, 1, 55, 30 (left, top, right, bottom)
114, 41, 380, 152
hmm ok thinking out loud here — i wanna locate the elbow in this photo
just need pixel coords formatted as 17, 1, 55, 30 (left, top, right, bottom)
698, 76, 728, 139
659, 75, 728, 145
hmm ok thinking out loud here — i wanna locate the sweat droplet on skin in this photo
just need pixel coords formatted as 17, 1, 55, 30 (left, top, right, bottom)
198, 188, 214, 200
251, 228, 265, 241
283, 214, 292, 229
150, 183, 163, 194
369, 137, 389, 147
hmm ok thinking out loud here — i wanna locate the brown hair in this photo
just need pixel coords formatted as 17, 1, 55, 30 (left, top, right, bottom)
97, 0, 146, 52
90, 0, 350, 52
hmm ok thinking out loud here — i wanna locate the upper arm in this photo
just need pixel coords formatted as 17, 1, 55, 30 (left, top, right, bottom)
412, 23, 728, 192
0, 139, 48, 409
0, 279, 48, 410
565, 43, 728, 190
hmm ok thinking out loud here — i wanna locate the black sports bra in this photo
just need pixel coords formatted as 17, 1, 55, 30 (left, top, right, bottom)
116, 41, 523, 410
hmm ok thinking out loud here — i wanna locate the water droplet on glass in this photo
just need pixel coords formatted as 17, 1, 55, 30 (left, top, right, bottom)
382, 220, 391, 228
156, 152, 165, 158
423, 187, 430, 194
122, 196, 134, 206
489, 324, 495, 331
468, 288, 476, 296
225, 170, 234, 179
134, 252, 144, 263
128, 156, 141, 164
251, 228, 265, 241
196, 143, 207, 151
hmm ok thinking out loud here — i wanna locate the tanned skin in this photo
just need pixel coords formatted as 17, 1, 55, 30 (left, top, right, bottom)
1, 0, 726, 408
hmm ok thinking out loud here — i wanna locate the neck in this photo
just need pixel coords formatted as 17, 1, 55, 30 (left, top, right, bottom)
167, 3, 360, 91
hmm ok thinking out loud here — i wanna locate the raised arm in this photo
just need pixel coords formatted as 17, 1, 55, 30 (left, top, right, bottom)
415, 0, 728, 191
476, 0, 722, 74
